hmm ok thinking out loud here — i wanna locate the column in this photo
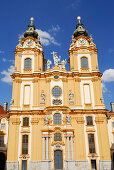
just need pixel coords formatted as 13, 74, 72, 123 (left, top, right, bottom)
46, 137, 49, 160
42, 137, 45, 160
71, 136, 74, 160
67, 136, 70, 160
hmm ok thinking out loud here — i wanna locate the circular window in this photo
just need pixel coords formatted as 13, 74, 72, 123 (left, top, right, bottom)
52, 86, 62, 98
54, 75, 59, 79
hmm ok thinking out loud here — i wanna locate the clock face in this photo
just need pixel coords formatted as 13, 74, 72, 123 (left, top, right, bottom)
78, 38, 86, 45
25, 39, 33, 47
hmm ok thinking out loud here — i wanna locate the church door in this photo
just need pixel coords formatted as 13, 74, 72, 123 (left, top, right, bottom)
54, 150, 63, 169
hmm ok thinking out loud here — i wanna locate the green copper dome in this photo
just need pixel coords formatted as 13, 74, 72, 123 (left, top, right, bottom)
73, 16, 88, 38
24, 17, 38, 39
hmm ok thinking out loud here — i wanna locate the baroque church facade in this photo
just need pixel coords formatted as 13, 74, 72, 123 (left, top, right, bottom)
6, 17, 111, 170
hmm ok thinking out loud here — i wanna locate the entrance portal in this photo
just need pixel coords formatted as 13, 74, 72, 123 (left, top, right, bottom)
54, 150, 63, 169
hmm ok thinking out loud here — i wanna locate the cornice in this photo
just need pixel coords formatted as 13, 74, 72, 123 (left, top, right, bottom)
11, 70, 102, 79
9, 110, 43, 115
69, 45, 98, 53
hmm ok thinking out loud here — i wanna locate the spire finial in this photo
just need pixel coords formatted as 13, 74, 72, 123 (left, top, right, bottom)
77, 16, 81, 23
30, 17, 34, 24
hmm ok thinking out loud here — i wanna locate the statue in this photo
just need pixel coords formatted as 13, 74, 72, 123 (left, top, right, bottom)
71, 35, 75, 43
51, 51, 59, 66
100, 97, 104, 104
40, 91, 45, 104
66, 115, 71, 124
37, 35, 41, 44
69, 91, 74, 104
90, 34, 93, 43
44, 115, 49, 125
18, 36, 22, 45
47, 59, 52, 69
10, 99, 14, 106
61, 59, 67, 69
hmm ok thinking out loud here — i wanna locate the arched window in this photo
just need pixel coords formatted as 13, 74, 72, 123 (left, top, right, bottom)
54, 133, 62, 141
23, 117, 29, 126
54, 113, 61, 125
81, 57, 88, 68
24, 58, 31, 70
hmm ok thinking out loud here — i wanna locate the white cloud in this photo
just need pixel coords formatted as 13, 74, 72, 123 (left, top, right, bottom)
48, 25, 60, 33
2, 58, 6, 62
36, 29, 60, 46
102, 69, 114, 82
2, 58, 15, 64
19, 28, 60, 46
101, 82, 107, 93
1, 65, 15, 84
71, 0, 81, 9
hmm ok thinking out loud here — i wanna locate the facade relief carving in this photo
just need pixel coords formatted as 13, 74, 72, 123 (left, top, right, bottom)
40, 90, 45, 104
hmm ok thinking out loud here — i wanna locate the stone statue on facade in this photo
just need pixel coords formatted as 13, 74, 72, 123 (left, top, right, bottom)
10, 99, 14, 106
47, 59, 52, 69
100, 97, 104, 104
51, 51, 60, 66
40, 91, 45, 104
37, 35, 41, 44
44, 115, 49, 125
61, 59, 67, 69
69, 91, 74, 104
66, 115, 71, 124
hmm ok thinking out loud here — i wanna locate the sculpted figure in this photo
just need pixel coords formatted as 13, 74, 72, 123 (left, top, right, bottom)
47, 59, 52, 69
44, 115, 49, 125
69, 91, 74, 104
40, 91, 45, 104
66, 115, 71, 124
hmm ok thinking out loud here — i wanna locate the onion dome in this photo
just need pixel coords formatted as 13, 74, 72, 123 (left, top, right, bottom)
24, 17, 38, 39
73, 16, 88, 38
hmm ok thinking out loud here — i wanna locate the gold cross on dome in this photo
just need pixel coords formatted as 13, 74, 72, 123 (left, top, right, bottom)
30, 17, 34, 24
77, 16, 81, 23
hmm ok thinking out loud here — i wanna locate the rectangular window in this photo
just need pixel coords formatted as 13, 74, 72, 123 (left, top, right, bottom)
84, 84, 91, 104
1, 123, 5, 129
23, 117, 29, 127
22, 135, 28, 154
112, 122, 114, 127
22, 160, 27, 170
0, 136, 4, 147
87, 116, 93, 125
88, 134, 95, 153
91, 159, 97, 170
24, 85, 30, 105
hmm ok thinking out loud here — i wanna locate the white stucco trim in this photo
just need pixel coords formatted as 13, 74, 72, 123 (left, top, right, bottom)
21, 54, 34, 73
77, 54, 92, 72
20, 81, 33, 110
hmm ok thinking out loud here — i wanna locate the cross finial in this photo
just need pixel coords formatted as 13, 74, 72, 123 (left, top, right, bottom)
77, 16, 81, 23
30, 17, 34, 24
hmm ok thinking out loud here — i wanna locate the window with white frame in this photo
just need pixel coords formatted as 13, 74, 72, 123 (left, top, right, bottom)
1, 123, 5, 129
24, 58, 31, 70
54, 113, 61, 125
81, 57, 88, 68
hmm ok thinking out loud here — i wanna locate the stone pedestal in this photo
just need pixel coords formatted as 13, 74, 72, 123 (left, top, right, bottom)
7, 161, 19, 170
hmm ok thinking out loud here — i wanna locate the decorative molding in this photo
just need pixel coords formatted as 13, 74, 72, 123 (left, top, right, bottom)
31, 118, 39, 125
75, 117, 84, 124
11, 118, 20, 125
95, 117, 105, 124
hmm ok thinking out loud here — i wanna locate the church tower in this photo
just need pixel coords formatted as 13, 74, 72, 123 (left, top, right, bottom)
7, 17, 111, 170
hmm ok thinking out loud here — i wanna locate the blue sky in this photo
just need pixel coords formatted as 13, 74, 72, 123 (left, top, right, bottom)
0, 0, 114, 111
